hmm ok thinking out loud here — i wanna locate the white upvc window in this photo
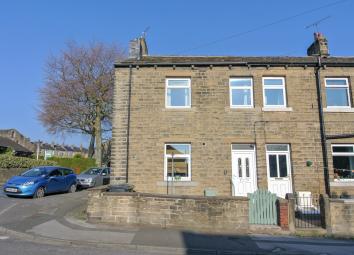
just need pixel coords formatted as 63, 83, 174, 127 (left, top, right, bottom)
325, 78, 351, 108
332, 144, 354, 181
263, 77, 287, 108
165, 78, 191, 108
266, 144, 291, 178
164, 144, 191, 181
229, 78, 254, 108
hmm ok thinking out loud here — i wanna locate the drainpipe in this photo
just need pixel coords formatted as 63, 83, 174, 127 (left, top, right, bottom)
125, 65, 133, 184
315, 56, 330, 196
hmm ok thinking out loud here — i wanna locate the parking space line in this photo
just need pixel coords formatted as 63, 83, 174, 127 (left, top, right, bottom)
0, 203, 17, 217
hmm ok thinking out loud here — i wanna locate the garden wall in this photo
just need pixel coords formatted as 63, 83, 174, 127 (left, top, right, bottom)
87, 186, 249, 233
327, 198, 354, 236
0, 168, 26, 183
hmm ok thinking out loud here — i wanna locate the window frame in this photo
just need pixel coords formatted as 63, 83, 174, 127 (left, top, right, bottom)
325, 78, 351, 108
229, 77, 254, 108
266, 144, 291, 179
164, 143, 191, 181
262, 77, 287, 108
165, 78, 191, 109
331, 144, 354, 181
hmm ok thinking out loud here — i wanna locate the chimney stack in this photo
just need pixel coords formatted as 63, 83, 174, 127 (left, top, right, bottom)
307, 32, 329, 57
128, 37, 148, 59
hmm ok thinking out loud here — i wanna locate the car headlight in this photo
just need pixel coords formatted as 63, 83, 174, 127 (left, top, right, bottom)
23, 181, 35, 186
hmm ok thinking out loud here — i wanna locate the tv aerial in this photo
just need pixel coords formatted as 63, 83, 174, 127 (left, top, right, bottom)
306, 16, 331, 32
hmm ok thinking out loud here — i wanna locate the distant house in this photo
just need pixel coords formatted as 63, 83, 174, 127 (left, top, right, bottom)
0, 129, 36, 152
0, 137, 33, 156
39, 143, 88, 159
0, 129, 88, 159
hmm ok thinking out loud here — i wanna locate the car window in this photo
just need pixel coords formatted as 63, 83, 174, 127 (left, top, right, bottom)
83, 168, 101, 175
101, 169, 108, 175
62, 168, 73, 176
49, 169, 62, 177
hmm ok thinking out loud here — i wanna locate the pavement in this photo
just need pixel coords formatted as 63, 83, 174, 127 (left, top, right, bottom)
0, 188, 354, 255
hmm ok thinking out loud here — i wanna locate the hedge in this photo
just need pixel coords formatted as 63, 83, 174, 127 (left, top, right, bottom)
0, 154, 57, 169
48, 157, 96, 174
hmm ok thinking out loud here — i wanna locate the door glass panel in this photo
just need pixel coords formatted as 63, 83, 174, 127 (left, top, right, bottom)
232, 144, 255, 150
269, 155, 278, 177
279, 155, 288, 177
238, 158, 242, 177
245, 158, 250, 177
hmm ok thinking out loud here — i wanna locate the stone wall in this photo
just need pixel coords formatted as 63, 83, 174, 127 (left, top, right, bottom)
0, 168, 26, 183
87, 187, 249, 233
327, 198, 354, 236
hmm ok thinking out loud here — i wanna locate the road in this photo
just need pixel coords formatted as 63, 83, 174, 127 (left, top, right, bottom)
0, 189, 354, 255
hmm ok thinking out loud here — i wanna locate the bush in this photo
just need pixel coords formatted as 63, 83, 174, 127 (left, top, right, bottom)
48, 157, 96, 174
0, 154, 57, 169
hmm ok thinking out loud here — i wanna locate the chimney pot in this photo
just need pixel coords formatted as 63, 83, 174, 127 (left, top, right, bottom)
307, 32, 329, 57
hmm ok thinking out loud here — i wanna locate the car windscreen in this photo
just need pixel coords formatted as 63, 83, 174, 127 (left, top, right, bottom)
21, 168, 49, 177
82, 168, 101, 175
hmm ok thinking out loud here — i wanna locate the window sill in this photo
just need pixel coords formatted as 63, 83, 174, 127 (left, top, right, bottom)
162, 107, 196, 112
324, 108, 354, 113
262, 107, 293, 112
156, 181, 198, 187
330, 181, 354, 186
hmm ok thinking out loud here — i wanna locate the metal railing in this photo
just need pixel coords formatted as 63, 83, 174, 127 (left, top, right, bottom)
294, 193, 323, 228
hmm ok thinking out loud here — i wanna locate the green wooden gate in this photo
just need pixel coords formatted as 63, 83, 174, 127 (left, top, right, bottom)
248, 189, 277, 225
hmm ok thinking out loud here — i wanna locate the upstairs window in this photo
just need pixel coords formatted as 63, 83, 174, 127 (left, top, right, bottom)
164, 144, 191, 181
263, 77, 287, 108
230, 78, 254, 108
166, 78, 191, 108
325, 78, 351, 108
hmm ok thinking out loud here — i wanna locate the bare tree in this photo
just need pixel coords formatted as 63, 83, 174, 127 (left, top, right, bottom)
39, 41, 125, 165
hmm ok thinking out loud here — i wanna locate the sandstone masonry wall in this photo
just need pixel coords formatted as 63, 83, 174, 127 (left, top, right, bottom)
87, 187, 249, 232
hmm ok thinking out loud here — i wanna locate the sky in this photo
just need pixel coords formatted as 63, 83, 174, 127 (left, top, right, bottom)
0, 0, 353, 147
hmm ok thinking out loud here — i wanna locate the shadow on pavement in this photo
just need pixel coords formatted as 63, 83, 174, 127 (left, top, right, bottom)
181, 231, 266, 255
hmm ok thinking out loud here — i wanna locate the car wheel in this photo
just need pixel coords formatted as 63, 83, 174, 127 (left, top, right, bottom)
68, 184, 76, 193
33, 187, 45, 199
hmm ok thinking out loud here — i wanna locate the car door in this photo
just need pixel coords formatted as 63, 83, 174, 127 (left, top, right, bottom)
47, 169, 66, 193
101, 168, 110, 185
62, 168, 75, 191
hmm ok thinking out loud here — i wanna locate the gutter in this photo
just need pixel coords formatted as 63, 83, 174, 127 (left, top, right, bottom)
115, 61, 354, 68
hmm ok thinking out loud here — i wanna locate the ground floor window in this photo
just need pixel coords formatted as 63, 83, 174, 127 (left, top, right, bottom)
164, 144, 191, 181
266, 144, 291, 178
332, 144, 354, 181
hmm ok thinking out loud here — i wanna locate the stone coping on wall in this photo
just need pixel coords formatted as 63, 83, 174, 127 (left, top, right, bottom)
329, 198, 354, 204
89, 184, 249, 201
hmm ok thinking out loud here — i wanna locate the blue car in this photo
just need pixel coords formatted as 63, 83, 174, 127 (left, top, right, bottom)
3, 166, 77, 198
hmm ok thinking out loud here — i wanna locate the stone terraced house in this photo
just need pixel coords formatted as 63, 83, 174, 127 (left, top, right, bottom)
110, 33, 354, 198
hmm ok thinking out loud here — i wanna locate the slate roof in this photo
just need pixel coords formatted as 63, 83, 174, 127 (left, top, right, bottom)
116, 56, 354, 67
0, 137, 32, 153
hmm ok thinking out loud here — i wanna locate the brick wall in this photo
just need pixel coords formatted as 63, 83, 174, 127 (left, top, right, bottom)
112, 64, 354, 196
87, 187, 249, 232
278, 199, 289, 230
328, 199, 354, 236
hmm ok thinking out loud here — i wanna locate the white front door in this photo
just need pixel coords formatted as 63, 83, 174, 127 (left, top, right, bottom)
266, 144, 293, 198
232, 151, 257, 196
